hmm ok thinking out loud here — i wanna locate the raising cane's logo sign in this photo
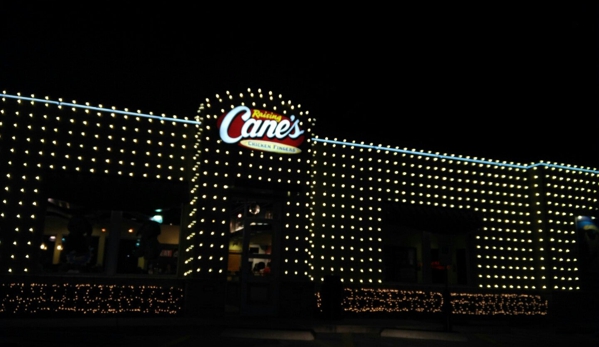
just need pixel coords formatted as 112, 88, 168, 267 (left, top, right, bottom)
217, 105, 305, 154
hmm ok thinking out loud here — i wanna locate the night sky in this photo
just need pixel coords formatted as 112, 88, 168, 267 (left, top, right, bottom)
2, 3, 598, 167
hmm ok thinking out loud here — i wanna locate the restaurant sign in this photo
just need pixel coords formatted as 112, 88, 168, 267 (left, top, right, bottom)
217, 105, 305, 154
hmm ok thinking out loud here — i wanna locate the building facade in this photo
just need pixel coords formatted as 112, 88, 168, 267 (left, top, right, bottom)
1, 89, 596, 318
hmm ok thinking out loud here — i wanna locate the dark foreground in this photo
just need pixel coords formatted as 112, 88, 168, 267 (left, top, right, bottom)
1, 316, 598, 347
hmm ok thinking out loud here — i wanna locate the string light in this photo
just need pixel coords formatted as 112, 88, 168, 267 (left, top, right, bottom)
316, 288, 547, 316
0, 283, 184, 315
1, 89, 596, 318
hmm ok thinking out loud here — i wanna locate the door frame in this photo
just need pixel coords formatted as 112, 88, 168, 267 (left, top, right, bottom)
227, 195, 282, 316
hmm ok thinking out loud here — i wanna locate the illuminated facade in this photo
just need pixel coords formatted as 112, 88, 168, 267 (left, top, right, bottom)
1, 89, 597, 317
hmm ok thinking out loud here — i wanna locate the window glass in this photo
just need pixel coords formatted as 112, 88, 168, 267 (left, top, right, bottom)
227, 200, 275, 280
40, 198, 180, 275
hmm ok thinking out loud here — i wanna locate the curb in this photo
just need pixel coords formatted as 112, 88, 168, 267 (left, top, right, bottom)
381, 328, 469, 342
221, 328, 315, 341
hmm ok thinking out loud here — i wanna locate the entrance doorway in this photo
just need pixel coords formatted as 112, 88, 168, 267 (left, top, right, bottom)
227, 197, 281, 316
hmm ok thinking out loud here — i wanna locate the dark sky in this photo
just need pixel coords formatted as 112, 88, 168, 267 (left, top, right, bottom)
2, 3, 598, 167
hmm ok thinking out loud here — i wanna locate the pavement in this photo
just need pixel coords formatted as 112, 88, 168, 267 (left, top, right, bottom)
1, 314, 599, 346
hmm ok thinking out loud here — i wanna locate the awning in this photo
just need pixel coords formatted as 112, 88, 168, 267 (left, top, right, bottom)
42, 171, 190, 213
384, 203, 482, 235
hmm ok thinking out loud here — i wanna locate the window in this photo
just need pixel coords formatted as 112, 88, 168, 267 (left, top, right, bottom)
38, 172, 188, 276
41, 198, 180, 275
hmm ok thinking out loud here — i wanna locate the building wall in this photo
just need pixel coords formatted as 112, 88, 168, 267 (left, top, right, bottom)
532, 165, 599, 290
1, 90, 598, 295
181, 89, 314, 280
0, 92, 197, 274
310, 139, 599, 292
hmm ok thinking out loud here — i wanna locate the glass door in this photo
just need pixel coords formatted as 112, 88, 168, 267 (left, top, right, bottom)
227, 198, 280, 316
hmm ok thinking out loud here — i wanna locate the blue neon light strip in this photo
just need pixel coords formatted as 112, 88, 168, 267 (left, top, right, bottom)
1, 93, 201, 126
313, 138, 599, 174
